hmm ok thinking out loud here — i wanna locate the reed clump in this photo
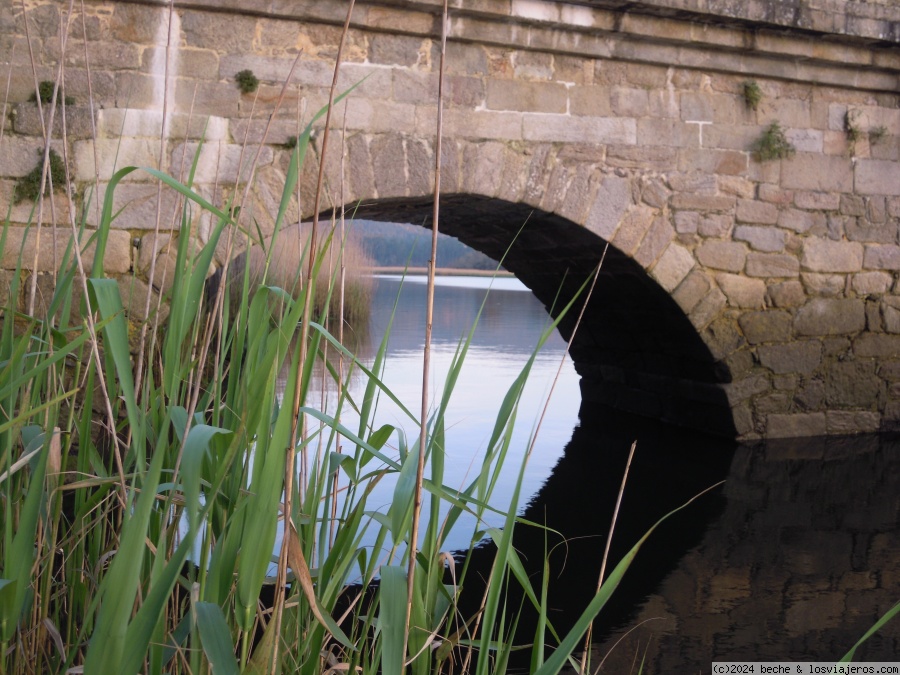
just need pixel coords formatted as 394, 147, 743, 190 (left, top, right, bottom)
211, 221, 375, 327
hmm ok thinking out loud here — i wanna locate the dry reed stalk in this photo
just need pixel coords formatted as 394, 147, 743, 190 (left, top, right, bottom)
405, 1, 450, 666
275, 3, 355, 671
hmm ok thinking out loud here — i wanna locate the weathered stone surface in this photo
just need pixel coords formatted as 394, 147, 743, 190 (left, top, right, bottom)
855, 159, 900, 196
801, 239, 863, 273
698, 214, 732, 238
781, 154, 852, 192
672, 269, 710, 313
826, 410, 881, 434
852, 271, 893, 295
767, 280, 806, 307
758, 341, 822, 375
611, 206, 656, 255
767, 412, 827, 437
1, 227, 131, 274
863, 245, 900, 270
584, 176, 632, 240
738, 310, 793, 345
854, 334, 900, 358
746, 253, 800, 278
736, 199, 778, 225
778, 208, 826, 233
651, 242, 695, 292
800, 273, 846, 297
826, 361, 882, 407
716, 273, 766, 309
696, 241, 746, 272
688, 285, 727, 330
734, 226, 785, 252
794, 298, 866, 336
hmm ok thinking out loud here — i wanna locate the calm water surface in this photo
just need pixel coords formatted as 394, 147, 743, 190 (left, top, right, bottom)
304, 274, 899, 669
305, 274, 581, 555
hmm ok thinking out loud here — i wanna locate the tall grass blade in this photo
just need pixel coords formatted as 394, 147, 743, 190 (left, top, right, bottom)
195, 601, 240, 675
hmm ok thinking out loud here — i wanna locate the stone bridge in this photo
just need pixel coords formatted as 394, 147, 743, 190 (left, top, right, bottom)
2, 0, 900, 439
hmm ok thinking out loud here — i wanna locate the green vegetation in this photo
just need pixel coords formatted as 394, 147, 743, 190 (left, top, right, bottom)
29, 80, 75, 106
846, 110, 889, 153
742, 80, 762, 111
234, 68, 260, 94
751, 122, 796, 162
13, 149, 67, 203
0, 91, 659, 675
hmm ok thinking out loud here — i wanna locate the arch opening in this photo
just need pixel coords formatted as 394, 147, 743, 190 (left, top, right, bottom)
326, 195, 737, 438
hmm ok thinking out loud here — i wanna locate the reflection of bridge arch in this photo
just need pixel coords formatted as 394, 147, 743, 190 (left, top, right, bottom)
321, 193, 736, 438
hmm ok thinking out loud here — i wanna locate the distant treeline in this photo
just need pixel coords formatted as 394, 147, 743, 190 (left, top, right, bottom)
350, 220, 498, 270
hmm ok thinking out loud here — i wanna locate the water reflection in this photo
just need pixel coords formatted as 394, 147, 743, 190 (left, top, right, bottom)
306, 274, 581, 555
590, 433, 900, 671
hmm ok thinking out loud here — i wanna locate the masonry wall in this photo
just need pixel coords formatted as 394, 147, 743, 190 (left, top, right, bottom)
2, 0, 900, 438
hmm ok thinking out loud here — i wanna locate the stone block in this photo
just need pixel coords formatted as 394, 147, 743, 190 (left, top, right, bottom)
610, 87, 648, 117
0, 227, 131, 274
522, 114, 636, 144
723, 373, 770, 406
746, 253, 800, 278
611, 206, 656, 256
863, 244, 900, 270
583, 176, 632, 240
826, 411, 881, 434
734, 226, 785, 252
855, 334, 900, 358
423, 108, 522, 141
767, 280, 806, 307
670, 193, 735, 212
486, 80, 567, 114
801, 239, 863, 273
696, 241, 746, 273
678, 148, 747, 176
778, 208, 825, 234
856, 159, 900, 196
636, 119, 699, 148
171, 143, 274, 185
794, 298, 866, 336
634, 216, 675, 268
672, 269, 710, 313
639, 177, 670, 208
371, 134, 407, 199
698, 214, 733, 238
688, 285, 727, 329
767, 412, 827, 438
882, 297, 900, 334
826, 361, 882, 407
569, 85, 612, 117
852, 272, 892, 295
716, 273, 766, 309
781, 154, 852, 192
718, 175, 756, 199
738, 310, 792, 345
344, 99, 417, 134
801, 273, 846, 297
607, 146, 678, 171
759, 184, 794, 205
650, 242, 695, 292
758, 341, 822, 375
736, 199, 778, 225
794, 190, 841, 211
674, 211, 699, 234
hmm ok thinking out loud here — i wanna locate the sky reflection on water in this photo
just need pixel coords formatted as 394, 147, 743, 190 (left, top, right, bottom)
305, 274, 581, 555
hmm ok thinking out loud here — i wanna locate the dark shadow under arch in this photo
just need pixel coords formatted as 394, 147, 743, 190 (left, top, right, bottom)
328, 194, 736, 438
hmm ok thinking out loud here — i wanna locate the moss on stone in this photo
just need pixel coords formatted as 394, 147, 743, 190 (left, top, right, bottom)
13, 149, 67, 203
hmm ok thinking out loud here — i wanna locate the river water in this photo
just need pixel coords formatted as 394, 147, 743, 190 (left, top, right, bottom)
307, 274, 899, 670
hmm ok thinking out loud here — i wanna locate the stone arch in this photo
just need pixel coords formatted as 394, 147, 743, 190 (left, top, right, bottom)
265, 130, 735, 436
319, 194, 736, 437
